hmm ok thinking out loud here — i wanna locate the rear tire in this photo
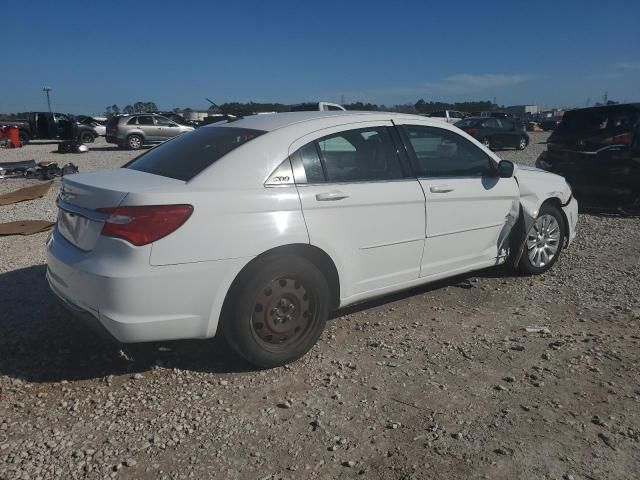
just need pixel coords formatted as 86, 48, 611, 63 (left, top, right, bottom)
516, 136, 527, 150
481, 137, 492, 149
517, 204, 565, 275
221, 255, 330, 368
18, 131, 29, 145
79, 131, 95, 144
126, 134, 143, 150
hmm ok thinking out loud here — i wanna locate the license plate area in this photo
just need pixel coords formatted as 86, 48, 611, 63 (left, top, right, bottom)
57, 208, 104, 251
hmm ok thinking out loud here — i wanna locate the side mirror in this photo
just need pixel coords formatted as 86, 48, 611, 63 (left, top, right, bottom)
497, 160, 514, 178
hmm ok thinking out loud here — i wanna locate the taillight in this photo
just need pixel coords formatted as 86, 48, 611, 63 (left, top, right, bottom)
602, 132, 631, 145
98, 205, 193, 246
465, 128, 478, 135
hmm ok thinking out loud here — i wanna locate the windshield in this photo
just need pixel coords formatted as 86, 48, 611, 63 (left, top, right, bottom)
456, 119, 480, 128
126, 126, 265, 181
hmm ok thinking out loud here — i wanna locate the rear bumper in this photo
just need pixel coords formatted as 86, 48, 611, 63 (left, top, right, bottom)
46, 227, 247, 343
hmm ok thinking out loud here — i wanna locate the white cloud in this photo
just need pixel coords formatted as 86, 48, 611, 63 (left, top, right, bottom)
327, 73, 532, 102
432, 73, 531, 92
615, 61, 640, 70
585, 72, 624, 80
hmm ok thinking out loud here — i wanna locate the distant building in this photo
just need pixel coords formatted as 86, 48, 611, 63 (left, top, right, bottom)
505, 105, 539, 116
175, 109, 213, 122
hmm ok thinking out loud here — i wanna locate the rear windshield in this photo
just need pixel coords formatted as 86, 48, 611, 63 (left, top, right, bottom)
126, 126, 265, 181
556, 107, 639, 136
456, 119, 481, 128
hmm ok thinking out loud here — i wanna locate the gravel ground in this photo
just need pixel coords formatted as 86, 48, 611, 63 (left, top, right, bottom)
1, 133, 639, 480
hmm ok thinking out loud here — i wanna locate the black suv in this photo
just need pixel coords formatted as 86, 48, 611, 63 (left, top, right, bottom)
536, 103, 640, 206
455, 117, 529, 150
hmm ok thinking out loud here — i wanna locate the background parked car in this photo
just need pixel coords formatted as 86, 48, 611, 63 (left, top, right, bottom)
536, 103, 640, 207
539, 116, 562, 131
77, 116, 107, 136
1, 112, 98, 145
105, 114, 195, 149
290, 102, 346, 112
455, 116, 529, 150
427, 110, 466, 124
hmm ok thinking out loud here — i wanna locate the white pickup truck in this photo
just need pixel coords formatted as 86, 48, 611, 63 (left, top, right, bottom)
427, 110, 466, 124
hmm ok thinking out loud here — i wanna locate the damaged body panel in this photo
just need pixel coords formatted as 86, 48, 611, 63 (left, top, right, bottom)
510, 164, 578, 266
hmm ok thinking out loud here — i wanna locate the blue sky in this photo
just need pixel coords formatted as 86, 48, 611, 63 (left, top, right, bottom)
1, 0, 638, 114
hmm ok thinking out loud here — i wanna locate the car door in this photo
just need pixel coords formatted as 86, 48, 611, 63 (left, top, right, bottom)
481, 118, 502, 147
396, 122, 519, 278
292, 122, 426, 299
154, 115, 182, 141
136, 115, 159, 142
497, 119, 518, 147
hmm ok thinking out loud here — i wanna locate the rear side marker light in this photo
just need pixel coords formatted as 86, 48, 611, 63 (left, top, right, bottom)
98, 204, 193, 246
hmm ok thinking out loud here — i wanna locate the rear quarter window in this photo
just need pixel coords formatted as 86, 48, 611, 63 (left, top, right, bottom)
126, 127, 265, 181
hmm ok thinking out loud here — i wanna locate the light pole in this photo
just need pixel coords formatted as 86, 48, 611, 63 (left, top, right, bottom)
42, 86, 52, 113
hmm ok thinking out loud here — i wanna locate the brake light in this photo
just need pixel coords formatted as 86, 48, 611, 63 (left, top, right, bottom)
98, 205, 193, 246
465, 128, 479, 136
602, 132, 631, 145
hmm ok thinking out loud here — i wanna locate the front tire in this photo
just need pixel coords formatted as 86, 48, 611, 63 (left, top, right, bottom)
481, 137, 492, 149
221, 255, 330, 368
516, 136, 527, 150
518, 204, 565, 275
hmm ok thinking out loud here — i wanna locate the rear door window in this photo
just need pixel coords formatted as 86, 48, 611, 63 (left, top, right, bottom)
316, 127, 404, 182
126, 127, 265, 181
137, 115, 154, 126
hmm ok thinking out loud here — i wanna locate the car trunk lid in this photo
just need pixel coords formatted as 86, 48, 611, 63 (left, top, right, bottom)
56, 169, 185, 251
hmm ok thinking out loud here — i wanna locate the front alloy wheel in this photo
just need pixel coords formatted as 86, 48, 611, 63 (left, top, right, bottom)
518, 204, 565, 274
517, 137, 527, 150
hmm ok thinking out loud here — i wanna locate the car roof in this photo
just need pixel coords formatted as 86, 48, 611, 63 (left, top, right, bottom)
209, 111, 420, 132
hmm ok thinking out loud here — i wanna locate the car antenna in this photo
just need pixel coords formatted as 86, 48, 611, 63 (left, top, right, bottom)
205, 97, 243, 122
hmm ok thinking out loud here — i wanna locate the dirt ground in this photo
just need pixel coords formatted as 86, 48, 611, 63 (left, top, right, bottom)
1, 134, 639, 480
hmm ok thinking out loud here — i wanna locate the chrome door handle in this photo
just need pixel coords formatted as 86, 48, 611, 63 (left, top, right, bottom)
430, 185, 454, 193
316, 191, 349, 201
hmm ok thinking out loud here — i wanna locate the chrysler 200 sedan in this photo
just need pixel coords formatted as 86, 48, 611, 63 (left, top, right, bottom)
47, 111, 578, 367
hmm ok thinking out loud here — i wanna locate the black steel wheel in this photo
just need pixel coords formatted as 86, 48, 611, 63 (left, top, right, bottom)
18, 131, 29, 145
79, 131, 95, 144
222, 254, 330, 368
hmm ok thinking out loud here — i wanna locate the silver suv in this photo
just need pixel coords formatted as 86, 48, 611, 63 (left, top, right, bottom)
106, 114, 195, 150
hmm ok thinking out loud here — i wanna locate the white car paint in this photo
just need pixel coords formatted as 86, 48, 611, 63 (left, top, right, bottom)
47, 111, 578, 344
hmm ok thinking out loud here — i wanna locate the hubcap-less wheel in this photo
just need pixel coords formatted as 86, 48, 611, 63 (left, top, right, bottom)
251, 277, 315, 352
526, 214, 561, 268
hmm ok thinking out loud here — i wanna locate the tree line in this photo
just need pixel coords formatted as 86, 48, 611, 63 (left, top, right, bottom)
101, 99, 499, 117
0, 98, 501, 121
104, 102, 158, 117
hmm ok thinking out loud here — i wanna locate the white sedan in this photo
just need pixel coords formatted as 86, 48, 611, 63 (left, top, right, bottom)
47, 111, 578, 367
